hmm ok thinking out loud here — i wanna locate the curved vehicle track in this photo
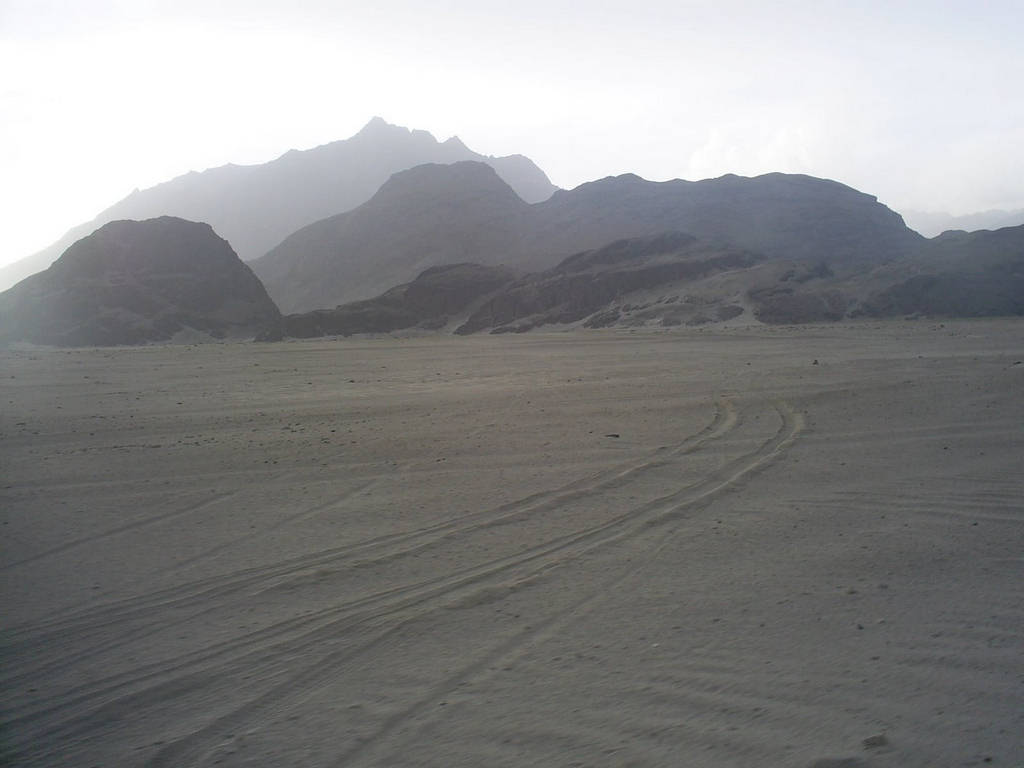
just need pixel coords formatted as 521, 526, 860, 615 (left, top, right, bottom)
1, 397, 803, 768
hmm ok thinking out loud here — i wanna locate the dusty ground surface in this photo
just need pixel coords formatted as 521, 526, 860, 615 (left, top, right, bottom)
1, 320, 1022, 767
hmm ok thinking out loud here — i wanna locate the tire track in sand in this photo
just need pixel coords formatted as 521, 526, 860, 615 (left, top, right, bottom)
137, 401, 799, 768
1, 399, 736, 715
3, 400, 799, 768
328, 400, 803, 768
0, 489, 243, 571
1, 398, 734, 721
4, 398, 735, 644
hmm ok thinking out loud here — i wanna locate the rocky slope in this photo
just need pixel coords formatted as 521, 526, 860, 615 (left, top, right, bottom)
854, 224, 1024, 318
253, 164, 923, 314
283, 263, 516, 338
455, 232, 759, 334
668, 224, 1024, 326
300, 224, 1024, 336
0, 217, 281, 346
0, 118, 557, 291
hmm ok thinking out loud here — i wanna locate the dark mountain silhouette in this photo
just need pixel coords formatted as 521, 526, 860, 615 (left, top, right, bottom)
0, 217, 281, 347
0, 118, 557, 291
854, 224, 1024, 318
252, 163, 924, 314
534, 172, 920, 269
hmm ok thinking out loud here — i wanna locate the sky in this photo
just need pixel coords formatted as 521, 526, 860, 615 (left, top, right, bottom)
1, 0, 1022, 268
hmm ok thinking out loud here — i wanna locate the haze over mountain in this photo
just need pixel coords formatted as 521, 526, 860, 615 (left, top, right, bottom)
252, 162, 533, 312
0, 217, 280, 347
5, 130, 1019, 345
251, 161, 923, 314
0, 118, 557, 292
901, 208, 1024, 239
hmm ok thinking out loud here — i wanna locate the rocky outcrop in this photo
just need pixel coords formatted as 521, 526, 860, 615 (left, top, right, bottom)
282, 263, 515, 338
455, 232, 760, 333
0, 217, 281, 346
853, 225, 1024, 318
743, 224, 1024, 323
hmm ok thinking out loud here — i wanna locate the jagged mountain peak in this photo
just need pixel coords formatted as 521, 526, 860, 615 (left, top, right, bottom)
352, 116, 415, 139
443, 135, 470, 151
359, 115, 391, 132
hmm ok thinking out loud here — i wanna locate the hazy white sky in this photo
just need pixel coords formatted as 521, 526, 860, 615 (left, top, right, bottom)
2, 0, 1022, 267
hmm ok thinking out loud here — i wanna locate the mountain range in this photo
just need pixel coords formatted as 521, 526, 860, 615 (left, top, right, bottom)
2, 118, 1022, 346
0, 118, 556, 292
251, 161, 923, 314
272, 222, 1022, 336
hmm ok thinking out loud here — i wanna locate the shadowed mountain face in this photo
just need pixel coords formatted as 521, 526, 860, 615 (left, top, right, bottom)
715, 224, 1024, 325
455, 232, 760, 334
252, 164, 924, 314
533, 172, 921, 268
253, 162, 533, 313
275, 233, 759, 339
282, 263, 517, 338
291, 223, 1024, 336
0, 217, 281, 347
0, 118, 557, 291
854, 224, 1024, 318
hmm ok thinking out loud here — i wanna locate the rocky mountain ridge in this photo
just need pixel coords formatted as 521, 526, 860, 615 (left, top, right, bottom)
252, 162, 924, 314
276, 223, 1024, 337
4, 152, 1021, 345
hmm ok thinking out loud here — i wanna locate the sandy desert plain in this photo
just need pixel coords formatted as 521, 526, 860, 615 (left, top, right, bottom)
1, 319, 1022, 768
